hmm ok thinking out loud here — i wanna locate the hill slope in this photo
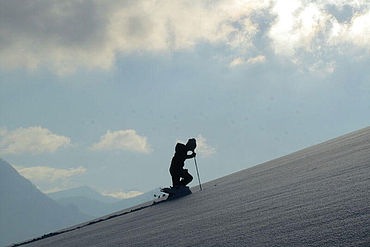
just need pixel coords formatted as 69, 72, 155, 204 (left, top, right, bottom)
0, 159, 90, 247
17, 127, 370, 246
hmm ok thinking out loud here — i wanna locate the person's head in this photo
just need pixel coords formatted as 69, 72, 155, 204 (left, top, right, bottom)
186, 138, 197, 151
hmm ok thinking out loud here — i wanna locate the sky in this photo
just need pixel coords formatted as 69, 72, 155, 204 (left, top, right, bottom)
0, 0, 369, 198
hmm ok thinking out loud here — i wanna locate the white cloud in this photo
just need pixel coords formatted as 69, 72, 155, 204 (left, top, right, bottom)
14, 165, 86, 183
268, 1, 329, 56
43, 187, 70, 194
0, 126, 70, 154
0, 0, 369, 74
102, 190, 144, 199
196, 134, 216, 157
266, 0, 370, 73
229, 57, 246, 67
247, 55, 266, 64
91, 129, 152, 153
229, 55, 266, 67
0, 0, 267, 74
13, 165, 87, 193
349, 10, 370, 49
329, 9, 370, 51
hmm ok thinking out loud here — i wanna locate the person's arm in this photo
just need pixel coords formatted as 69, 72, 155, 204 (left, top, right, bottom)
186, 152, 196, 159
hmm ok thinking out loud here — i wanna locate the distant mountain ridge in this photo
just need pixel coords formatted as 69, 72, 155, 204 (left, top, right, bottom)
47, 186, 161, 218
0, 159, 90, 247
47, 186, 120, 203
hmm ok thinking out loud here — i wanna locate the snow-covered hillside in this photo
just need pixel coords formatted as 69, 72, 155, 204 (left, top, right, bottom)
14, 127, 370, 246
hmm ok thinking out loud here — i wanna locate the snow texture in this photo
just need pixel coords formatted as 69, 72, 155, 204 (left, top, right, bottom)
15, 127, 370, 247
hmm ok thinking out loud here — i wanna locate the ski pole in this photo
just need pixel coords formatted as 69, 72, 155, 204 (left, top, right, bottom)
194, 157, 202, 191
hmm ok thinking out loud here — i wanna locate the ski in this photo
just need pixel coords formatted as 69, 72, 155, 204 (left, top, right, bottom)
160, 186, 192, 200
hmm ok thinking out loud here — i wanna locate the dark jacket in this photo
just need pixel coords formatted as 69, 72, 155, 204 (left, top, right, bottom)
170, 143, 195, 173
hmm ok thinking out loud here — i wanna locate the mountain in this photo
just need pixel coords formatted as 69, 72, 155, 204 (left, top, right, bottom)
10, 127, 370, 246
47, 186, 162, 218
0, 159, 90, 247
47, 186, 120, 204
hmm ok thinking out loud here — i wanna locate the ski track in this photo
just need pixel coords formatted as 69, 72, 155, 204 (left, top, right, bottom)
13, 127, 370, 247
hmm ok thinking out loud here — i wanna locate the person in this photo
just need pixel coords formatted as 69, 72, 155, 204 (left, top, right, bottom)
169, 138, 197, 189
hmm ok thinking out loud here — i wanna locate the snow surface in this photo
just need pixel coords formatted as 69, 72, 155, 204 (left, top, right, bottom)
15, 127, 370, 246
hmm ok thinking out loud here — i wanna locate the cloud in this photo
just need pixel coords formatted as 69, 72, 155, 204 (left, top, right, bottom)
268, 1, 327, 57
0, 0, 369, 74
14, 165, 86, 183
0, 126, 70, 154
196, 135, 216, 157
229, 55, 266, 68
0, 0, 266, 74
229, 55, 266, 67
247, 55, 266, 64
101, 190, 144, 199
265, 0, 370, 73
229, 57, 246, 67
268, 2, 369, 52
329, 9, 370, 51
91, 129, 152, 153
13, 165, 87, 193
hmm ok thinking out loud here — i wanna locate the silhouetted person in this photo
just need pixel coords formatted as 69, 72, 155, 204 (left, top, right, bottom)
170, 139, 196, 189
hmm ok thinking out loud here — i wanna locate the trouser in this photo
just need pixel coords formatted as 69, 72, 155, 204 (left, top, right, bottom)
170, 168, 193, 187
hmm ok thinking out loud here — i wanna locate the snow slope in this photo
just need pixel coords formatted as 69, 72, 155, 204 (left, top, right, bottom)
16, 127, 370, 246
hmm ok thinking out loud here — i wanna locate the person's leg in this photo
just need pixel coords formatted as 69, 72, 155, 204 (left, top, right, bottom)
171, 171, 181, 188
180, 169, 193, 186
